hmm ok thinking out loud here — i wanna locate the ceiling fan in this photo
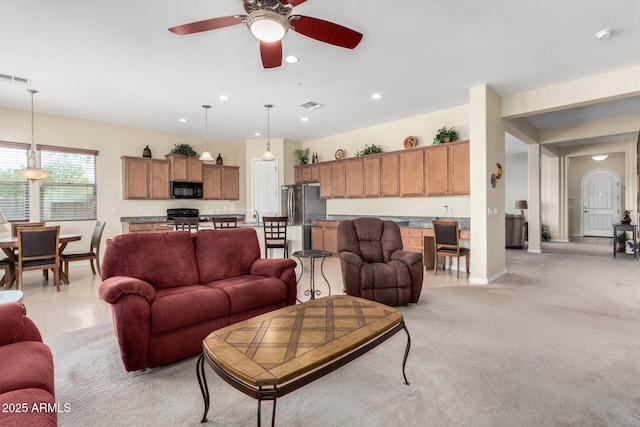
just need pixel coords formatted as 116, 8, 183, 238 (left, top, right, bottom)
169, 0, 363, 69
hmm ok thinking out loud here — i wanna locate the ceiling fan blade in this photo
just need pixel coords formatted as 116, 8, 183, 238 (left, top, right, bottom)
260, 41, 283, 69
290, 15, 363, 49
281, 0, 308, 5
169, 16, 243, 35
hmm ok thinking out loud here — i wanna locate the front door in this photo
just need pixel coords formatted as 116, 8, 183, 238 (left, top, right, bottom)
582, 169, 619, 237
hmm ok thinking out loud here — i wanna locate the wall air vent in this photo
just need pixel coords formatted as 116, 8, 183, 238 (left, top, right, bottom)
299, 101, 324, 111
0, 73, 31, 86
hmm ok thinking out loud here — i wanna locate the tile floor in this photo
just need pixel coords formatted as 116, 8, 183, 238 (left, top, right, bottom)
3, 255, 470, 338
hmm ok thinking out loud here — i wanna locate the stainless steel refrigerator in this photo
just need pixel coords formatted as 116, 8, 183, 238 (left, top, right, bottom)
281, 184, 326, 250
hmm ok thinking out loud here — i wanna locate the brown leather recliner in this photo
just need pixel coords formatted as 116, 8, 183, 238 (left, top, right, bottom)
337, 218, 423, 306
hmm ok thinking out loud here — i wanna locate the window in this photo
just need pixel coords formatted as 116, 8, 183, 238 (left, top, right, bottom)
0, 141, 30, 221
39, 145, 98, 221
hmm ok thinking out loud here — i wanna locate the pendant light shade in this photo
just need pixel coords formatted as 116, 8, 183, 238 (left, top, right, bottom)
199, 104, 215, 161
262, 104, 276, 161
15, 88, 50, 181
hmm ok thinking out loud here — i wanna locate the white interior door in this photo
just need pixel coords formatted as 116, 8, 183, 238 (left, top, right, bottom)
252, 159, 279, 219
582, 169, 619, 237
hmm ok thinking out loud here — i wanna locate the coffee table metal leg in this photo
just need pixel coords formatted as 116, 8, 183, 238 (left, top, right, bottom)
401, 324, 411, 385
257, 386, 277, 427
197, 354, 210, 423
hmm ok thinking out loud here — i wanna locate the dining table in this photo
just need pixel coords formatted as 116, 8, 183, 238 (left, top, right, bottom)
0, 233, 83, 289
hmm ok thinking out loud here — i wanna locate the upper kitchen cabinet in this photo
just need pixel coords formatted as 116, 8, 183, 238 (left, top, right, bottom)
165, 154, 203, 183
380, 153, 399, 197
399, 149, 424, 197
294, 164, 320, 184
363, 155, 381, 197
203, 165, 239, 200
345, 158, 364, 198
122, 156, 170, 200
318, 163, 332, 199
331, 161, 346, 198
448, 141, 470, 195
424, 145, 448, 196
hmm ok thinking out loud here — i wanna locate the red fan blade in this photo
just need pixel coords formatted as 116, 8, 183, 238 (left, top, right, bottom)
290, 15, 363, 49
169, 16, 243, 35
260, 41, 283, 69
281, 0, 308, 5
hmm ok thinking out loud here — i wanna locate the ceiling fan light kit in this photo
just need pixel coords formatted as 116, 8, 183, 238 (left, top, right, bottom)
169, 0, 363, 69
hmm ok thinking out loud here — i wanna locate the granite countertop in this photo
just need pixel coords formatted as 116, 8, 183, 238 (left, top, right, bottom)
121, 214, 246, 224
326, 215, 470, 230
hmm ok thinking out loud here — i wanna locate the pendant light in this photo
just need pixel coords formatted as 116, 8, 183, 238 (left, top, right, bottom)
15, 88, 50, 181
199, 104, 215, 161
262, 104, 275, 161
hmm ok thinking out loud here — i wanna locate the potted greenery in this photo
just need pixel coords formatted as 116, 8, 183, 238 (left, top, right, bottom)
433, 126, 458, 144
170, 143, 198, 157
355, 144, 382, 156
294, 148, 310, 165
616, 231, 629, 252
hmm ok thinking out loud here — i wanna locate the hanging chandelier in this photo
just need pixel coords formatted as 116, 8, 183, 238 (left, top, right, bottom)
199, 104, 215, 161
262, 104, 275, 161
15, 88, 50, 181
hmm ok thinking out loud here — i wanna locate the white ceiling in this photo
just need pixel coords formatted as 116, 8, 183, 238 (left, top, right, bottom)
1, 0, 639, 146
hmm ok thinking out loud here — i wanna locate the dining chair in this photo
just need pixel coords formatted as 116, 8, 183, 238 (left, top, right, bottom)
15, 225, 61, 292
262, 216, 288, 258
0, 257, 10, 289
432, 220, 470, 278
11, 222, 46, 237
174, 217, 199, 231
60, 221, 106, 280
212, 217, 238, 229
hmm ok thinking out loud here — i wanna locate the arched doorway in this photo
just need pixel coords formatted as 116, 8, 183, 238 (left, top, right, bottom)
582, 168, 620, 237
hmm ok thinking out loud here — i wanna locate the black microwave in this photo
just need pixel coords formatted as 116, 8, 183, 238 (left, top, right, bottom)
170, 182, 203, 199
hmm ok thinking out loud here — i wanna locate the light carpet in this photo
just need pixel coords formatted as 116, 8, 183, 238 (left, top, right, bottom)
45, 242, 640, 426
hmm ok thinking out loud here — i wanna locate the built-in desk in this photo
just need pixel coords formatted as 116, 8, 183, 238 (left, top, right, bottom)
400, 227, 470, 270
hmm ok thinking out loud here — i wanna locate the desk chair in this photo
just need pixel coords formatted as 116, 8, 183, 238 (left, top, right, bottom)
11, 222, 45, 237
60, 221, 106, 280
262, 216, 288, 258
15, 225, 61, 292
213, 217, 238, 229
174, 217, 199, 231
432, 220, 470, 278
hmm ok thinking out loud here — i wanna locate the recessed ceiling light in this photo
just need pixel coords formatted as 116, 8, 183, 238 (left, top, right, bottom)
595, 29, 613, 39
219, 95, 230, 101
592, 154, 608, 161
178, 118, 188, 123
285, 55, 299, 63
254, 132, 261, 136
371, 93, 382, 100
301, 117, 309, 122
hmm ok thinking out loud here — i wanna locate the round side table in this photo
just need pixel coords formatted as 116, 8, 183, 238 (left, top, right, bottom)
292, 250, 332, 302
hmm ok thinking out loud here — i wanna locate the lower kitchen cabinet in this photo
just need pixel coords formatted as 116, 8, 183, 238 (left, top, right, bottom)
122, 222, 174, 233
311, 220, 340, 254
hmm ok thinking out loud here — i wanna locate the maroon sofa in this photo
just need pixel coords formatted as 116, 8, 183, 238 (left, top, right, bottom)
0, 302, 57, 426
98, 228, 297, 372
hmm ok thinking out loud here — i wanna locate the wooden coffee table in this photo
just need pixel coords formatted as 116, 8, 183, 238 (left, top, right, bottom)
197, 295, 411, 426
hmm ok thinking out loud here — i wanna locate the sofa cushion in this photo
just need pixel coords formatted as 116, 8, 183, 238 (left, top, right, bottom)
195, 229, 261, 283
101, 231, 199, 290
151, 285, 229, 334
0, 341, 55, 395
0, 388, 57, 426
206, 275, 288, 314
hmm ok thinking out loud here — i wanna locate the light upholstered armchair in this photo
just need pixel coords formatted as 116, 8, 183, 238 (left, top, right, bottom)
337, 217, 423, 306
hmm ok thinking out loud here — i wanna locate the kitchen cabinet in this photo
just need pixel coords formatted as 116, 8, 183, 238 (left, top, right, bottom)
122, 156, 170, 200
311, 220, 340, 254
294, 166, 303, 184
345, 158, 364, 198
331, 161, 346, 198
310, 164, 320, 182
165, 154, 203, 182
400, 149, 424, 197
424, 145, 448, 196
380, 153, 399, 197
363, 155, 380, 197
123, 222, 174, 234
448, 141, 470, 195
294, 164, 320, 184
203, 165, 239, 200
318, 163, 332, 199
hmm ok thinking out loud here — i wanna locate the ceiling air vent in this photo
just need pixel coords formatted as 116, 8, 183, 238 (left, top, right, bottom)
0, 73, 31, 86
299, 101, 324, 111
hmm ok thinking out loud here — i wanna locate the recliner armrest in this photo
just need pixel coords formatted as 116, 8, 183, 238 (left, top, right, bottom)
391, 250, 423, 266
98, 276, 156, 304
339, 251, 364, 267
0, 302, 43, 346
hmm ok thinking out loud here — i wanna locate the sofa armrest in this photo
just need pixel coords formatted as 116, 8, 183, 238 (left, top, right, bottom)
249, 258, 296, 278
250, 258, 298, 306
99, 276, 156, 305
0, 302, 42, 346
391, 250, 423, 266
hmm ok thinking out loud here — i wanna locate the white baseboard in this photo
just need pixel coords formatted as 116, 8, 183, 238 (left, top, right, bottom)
469, 268, 506, 285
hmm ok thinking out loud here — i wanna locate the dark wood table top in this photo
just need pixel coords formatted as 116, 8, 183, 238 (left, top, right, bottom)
0, 234, 82, 249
